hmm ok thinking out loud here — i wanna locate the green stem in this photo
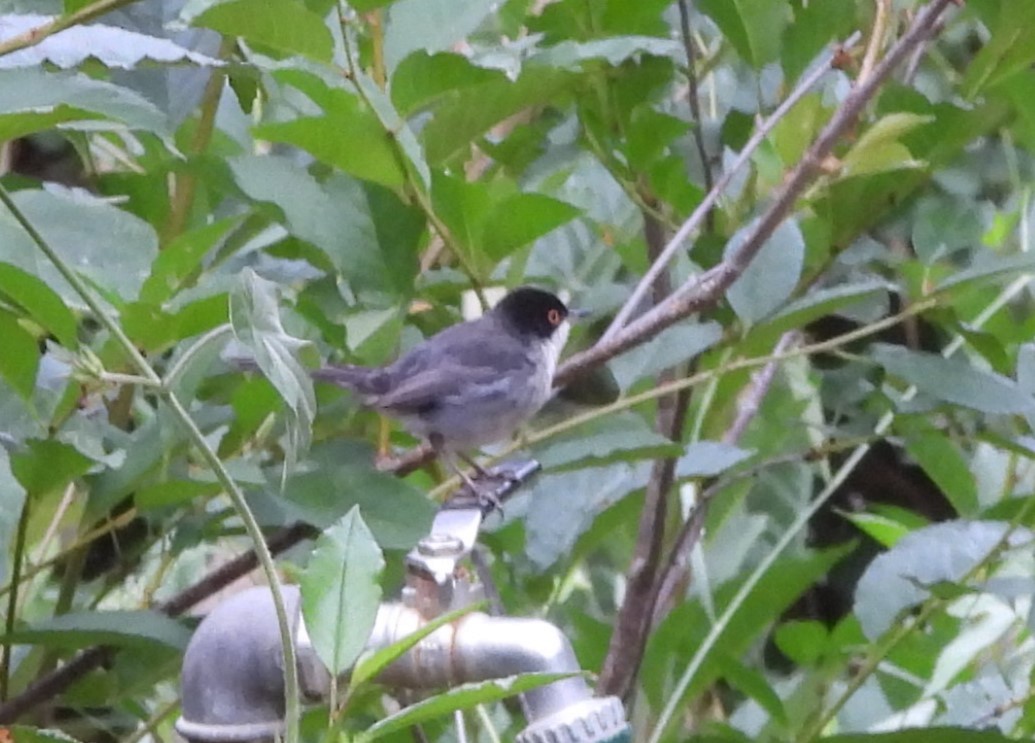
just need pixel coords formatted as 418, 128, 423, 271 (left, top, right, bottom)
0, 496, 29, 701
0, 185, 300, 743
163, 36, 236, 244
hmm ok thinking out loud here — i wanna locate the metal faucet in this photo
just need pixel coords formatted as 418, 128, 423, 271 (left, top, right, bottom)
175, 461, 629, 743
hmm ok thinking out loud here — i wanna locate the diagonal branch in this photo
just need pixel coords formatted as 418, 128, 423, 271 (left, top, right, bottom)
564, 0, 951, 381
600, 31, 862, 344
597, 207, 691, 699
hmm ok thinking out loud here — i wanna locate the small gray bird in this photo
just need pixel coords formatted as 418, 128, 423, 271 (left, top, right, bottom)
306, 287, 576, 500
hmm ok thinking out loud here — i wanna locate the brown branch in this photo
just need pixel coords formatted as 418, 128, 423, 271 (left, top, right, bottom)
572, 0, 951, 377
597, 207, 691, 699
651, 332, 798, 626
677, 0, 714, 209
601, 31, 862, 343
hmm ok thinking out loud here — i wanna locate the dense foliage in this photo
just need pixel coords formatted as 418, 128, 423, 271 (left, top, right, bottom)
2, 0, 1035, 741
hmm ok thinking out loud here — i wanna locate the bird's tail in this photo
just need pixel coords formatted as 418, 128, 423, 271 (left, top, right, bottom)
311, 364, 388, 395
230, 356, 386, 396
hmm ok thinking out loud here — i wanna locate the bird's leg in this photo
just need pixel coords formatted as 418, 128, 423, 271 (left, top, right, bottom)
429, 434, 503, 512
456, 451, 519, 485
445, 452, 504, 513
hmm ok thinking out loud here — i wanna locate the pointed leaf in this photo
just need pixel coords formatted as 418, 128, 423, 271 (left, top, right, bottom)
0, 262, 78, 347
357, 673, 578, 742
726, 219, 805, 323
301, 506, 385, 675
0, 309, 39, 400
874, 344, 1035, 417
0, 188, 158, 306
193, 0, 333, 62
854, 520, 1030, 640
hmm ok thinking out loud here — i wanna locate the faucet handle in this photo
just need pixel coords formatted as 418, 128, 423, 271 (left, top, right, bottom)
403, 459, 541, 618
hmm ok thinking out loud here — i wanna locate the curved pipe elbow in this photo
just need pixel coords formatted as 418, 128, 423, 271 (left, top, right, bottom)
175, 586, 315, 743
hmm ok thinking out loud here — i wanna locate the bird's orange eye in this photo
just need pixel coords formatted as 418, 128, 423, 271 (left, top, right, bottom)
547, 308, 562, 325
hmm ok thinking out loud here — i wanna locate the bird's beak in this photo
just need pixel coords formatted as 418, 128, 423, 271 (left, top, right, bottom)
568, 308, 592, 323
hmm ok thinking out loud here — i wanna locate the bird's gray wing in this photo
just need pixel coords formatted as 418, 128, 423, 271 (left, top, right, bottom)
371, 362, 505, 415
391, 320, 530, 378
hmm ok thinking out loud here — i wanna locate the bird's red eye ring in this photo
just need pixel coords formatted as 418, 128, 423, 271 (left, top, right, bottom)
547, 308, 562, 326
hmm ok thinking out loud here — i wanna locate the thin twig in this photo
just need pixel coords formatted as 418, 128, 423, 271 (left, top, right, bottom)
677, 0, 714, 211
163, 36, 235, 244
0, 0, 142, 58
0, 499, 29, 701
650, 332, 799, 626
597, 208, 691, 699
859, 0, 892, 83
600, 31, 862, 343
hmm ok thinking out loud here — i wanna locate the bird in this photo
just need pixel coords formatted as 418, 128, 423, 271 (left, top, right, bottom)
250, 287, 577, 505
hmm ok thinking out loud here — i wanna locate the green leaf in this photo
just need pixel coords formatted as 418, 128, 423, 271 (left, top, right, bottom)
357, 673, 578, 742
773, 620, 829, 666
230, 156, 423, 297
536, 412, 680, 471
0, 188, 159, 306
255, 71, 406, 188
391, 52, 501, 116
421, 66, 574, 163
782, 0, 858, 81
676, 441, 753, 479
873, 343, 1035, 417
193, 0, 333, 61
526, 462, 650, 569
136, 480, 222, 510
759, 280, 890, 338
902, 424, 979, 516
714, 653, 787, 726
139, 218, 239, 305
9, 727, 87, 743
962, 1, 1035, 98
284, 459, 436, 550
229, 269, 317, 465
643, 543, 854, 706
842, 511, 913, 548
0, 68, 169, 141
0, 262, 79, 347
697, 0, 788, 68
383, 0, 499, 69
431, 170, 493, 271
483, 193, 579, 260
11, 439, 93, 494
301, 506, 385, 675
4, 609, 191, 650
0, 309, 39, 399
528, 36, 681, 69
350, 603, 483, 690
726, 218, 806, 323
823, 730, 1017, 743
609, 322, 723, 390
841, 113, 933, 178
854, 520, 1027, 640
934, 252, 1035, 292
